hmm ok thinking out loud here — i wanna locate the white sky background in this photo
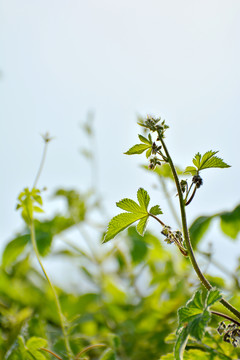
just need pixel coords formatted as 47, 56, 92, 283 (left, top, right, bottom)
1, 0, 240, 282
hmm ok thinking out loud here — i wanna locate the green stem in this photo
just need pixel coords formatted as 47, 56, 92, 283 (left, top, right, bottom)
33, 140, 49, 189
158, 176, 181, 227
30, 220, 73, 359
159, 135, 240, 320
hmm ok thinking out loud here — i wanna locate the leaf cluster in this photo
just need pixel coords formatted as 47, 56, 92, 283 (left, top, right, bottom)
185, 151, 230, 176
103, 188, 162, 242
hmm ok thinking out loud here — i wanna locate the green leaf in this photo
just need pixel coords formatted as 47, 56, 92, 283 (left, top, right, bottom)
26, 337, 48, 360
161, 354, 175, 360
137, 188, 150, 211
184, 166, 198, 176
149, 205, 163, 216
205, 288, 222, 307
138, 134, 151, 144
174, 327, 189, 360
185, 151, 230, 175
199, 151, 230, 171
104, 188, 162, 243
124, 143, 151, 155
103, 212, 147, 243
189, 216, 213, 249
176, 289, 221, 359
116, 198, 142, 213
136, 216, 149, 236
2, 234, 30, 268
146, 147, 152, 158
33, 206, 44, 213
220, 205, 240, 239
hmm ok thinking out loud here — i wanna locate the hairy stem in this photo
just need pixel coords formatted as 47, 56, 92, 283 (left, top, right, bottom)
159, 135, 240, 320
30, 220, 73, 359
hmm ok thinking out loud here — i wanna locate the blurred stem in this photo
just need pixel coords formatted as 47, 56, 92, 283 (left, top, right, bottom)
158, 176, 181, 227
30, 219, 73, 359
33, 139, 49, 188
159, 134, 240, 320
75, 344, 106, 359
40, 348, 63, 360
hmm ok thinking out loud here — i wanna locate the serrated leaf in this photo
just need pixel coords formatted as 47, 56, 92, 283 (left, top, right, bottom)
149, 205, 163, 216
103, 212, 147, 243
199, 151, 230, 171
104, 188, 163, 243
186, 151, 230, 175
26, 337, 48, 360
137, 188, 150, 211
192, 152, 202, 168
176, 289, 221, 359
138, 134, 151, 144
174, 327, 189, 360
124, 143, 151, 155
136, 216, 149, 236
205, 288, 222, 307
26, 337, 47, 349
116, 198, 142, 213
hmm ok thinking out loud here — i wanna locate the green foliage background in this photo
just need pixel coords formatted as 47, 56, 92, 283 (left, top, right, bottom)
1, 125, 240, 360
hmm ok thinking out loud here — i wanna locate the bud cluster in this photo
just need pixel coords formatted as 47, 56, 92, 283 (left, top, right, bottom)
192, 175, 203, 188
138, 116, 169, 136
151, 142, 162, 155
161, 226, 183, 245
149, 156, 161, 170
217, 321, 240, 347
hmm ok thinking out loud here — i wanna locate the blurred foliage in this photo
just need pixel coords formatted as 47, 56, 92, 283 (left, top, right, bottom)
1, 121, 240, 359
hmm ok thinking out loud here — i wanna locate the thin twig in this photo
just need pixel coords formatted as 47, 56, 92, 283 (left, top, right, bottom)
40, 348, 63, 360
211, 311, 240, 326
75, 344, 106, 359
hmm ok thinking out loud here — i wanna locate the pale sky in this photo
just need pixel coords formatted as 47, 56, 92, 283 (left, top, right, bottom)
1, 0, 240, 276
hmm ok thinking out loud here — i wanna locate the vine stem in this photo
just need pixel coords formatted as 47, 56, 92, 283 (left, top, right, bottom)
211, 311, 240, 326
30, 219, 73, 358
159, 135, 240, 320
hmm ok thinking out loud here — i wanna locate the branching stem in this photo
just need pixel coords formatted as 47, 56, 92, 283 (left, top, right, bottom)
159, 134, 240, 320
